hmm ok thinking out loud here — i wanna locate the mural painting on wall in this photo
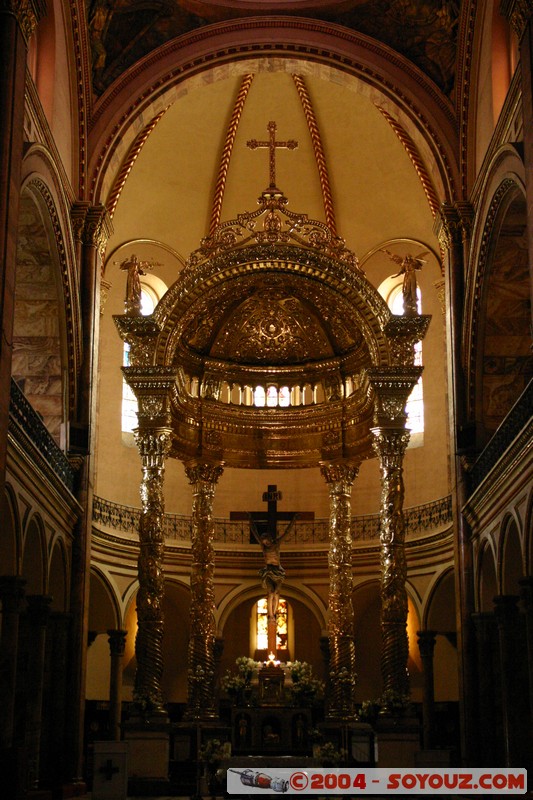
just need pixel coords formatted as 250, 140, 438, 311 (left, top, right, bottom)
88, 0, 459, 96
483, 237, 533, 430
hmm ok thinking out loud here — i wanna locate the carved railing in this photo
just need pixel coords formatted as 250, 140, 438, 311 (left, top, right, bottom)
93, 493, 452, 543
9, 379, 75, 492
470, 379, 533, 490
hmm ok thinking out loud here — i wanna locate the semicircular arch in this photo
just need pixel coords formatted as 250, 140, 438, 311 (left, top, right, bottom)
88, 25, 457, 210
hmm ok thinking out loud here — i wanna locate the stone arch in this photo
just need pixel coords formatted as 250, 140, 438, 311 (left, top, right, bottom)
500, 514, 524, 595
89, 568, 121, 632
218, 584, 324, 680
14, 177, 75, 443
89, 25, 458, 210
423, 568, 458, 703
21, 514, 46, 595
20, 149, 80, 423
48, 537, 68, 612
86, 569, 123, 703
465, 172, 530, 446
478, 539, 498, 612
1, 484, 20, 576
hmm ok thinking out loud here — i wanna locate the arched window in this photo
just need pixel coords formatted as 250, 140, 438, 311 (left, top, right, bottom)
279, 386, 290, 407
256, 597, 288, 651
389, 284, 424, 436
121, 287, 157, 433
254, 386, 266, 407
266, 385, 278, 407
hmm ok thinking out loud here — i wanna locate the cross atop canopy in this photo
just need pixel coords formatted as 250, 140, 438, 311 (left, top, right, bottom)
247, 121, 298, 189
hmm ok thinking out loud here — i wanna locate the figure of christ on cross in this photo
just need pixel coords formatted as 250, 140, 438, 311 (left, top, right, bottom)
230, 485, 314, 655
247, 121, 298, 190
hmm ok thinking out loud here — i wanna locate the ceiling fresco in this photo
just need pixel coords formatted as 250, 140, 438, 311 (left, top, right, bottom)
88, 0, 460, 96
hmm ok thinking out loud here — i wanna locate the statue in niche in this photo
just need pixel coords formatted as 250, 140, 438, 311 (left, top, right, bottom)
116, 254, 161, 315
381, 249, 428, 315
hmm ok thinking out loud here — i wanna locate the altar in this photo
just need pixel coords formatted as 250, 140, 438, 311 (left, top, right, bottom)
231, 706, 313, 755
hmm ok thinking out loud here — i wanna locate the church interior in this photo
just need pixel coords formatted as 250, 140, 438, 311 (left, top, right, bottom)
1, 0, 532, 797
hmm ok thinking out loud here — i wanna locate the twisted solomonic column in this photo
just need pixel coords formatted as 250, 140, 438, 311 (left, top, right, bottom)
133, 427, 172, 715
320, 461, 359, 720
371, 427, 411, 700
184, 460, 224, 720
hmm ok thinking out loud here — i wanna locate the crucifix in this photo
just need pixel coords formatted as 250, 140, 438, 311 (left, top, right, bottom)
99, 758, 119, 781
230, 485, 313, 655
247, 121, 298, 189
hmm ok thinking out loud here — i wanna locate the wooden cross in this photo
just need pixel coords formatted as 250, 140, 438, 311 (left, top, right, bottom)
99, 758, 119, 781
230, 484, 313, 543
247, 121, 298, 189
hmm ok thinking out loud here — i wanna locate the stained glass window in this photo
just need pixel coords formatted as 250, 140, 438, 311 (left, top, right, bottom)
256, 597, 288, 650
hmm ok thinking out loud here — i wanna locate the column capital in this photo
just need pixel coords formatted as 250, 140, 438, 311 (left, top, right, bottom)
107, 629, 128, 657
371, 427, 411, 462
417, 629, 437, 658
122, 368, 175, 423
319, 460, 359, 487
134, 426, 172, 462
367, 367, 422, 427
82, 204, 113, 252
0, 0, 47, 44
500, 0, 533, 41
185, 459, 224, 486
433, 202, 474, 251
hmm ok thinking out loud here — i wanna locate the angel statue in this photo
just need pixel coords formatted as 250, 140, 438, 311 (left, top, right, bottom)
381, 248, 428, 316
115, 254, 161, 315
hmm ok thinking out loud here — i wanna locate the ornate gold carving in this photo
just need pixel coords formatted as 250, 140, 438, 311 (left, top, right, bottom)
186, 187, 361, 271
83, 204, 113, 251
371, 428, 411, 698
384, 315, 431, 366
184, 461, 223, 719
114, 315, 160, 367
210, 285, 333, 365
2, 0, 46, 42
320, 461, 359, 719
433, 202, 474, 252
123, 368, 175, 429
132, 427, 172, 713
368, 367, 423, 426
71, 201, 90, 243
500, 0, 533, 40
247, 121, 298, 189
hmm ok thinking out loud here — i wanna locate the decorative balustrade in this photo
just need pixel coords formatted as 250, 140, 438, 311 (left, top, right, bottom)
93, 493, 452, 544
9, 379, 75, 492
